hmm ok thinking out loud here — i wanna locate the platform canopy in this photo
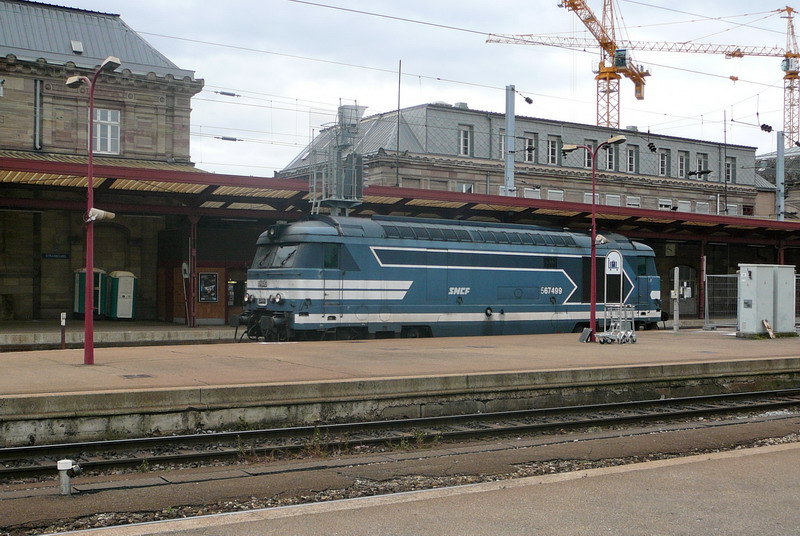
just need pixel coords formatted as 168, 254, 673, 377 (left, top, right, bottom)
2, 151, 800, 247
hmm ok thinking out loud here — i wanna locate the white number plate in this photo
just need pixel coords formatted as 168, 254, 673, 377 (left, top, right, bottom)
541, 287, 563, 295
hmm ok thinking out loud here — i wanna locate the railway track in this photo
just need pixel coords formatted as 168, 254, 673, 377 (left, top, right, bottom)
3, 388, 800, 481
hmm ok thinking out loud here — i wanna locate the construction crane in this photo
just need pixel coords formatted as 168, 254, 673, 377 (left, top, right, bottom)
783, 7, 800, 149
545, 0, 650, 129
488, 5, 800, 147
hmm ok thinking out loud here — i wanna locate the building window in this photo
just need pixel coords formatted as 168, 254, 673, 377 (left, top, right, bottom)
457, 182, 474, 193
584, 140, 596, 168
743, 205, 754, 216
547, 189, 564, 201
677, 200, 691, 212
626, 195, 641, 208
547, 137, 559, 165
658, 150, 670, 177
459, 125, 473, 156
606, 145, 615, 171
627, 146, 638, 173
605, 194, 621, 206
430, 179, 448, 191
696, 153, 709, 177
725, 157, 736, 183
583, 192, 599, 204
658, 198, 673, 210
726, 204, 738, 216
524, 135, 536, 162
678, 151, 688, 178
522, 187, 540, 199
93, 108, 120, 154
696, 202, 710, 214
402, 177, 421, 189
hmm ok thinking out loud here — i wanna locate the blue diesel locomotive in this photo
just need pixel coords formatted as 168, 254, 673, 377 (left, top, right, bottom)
239, 215, 661, 340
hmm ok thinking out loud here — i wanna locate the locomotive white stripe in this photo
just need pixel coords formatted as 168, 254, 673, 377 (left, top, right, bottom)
256, 290, 409, 301
367, 247, 580, 303
247, 279, 414, 301
370, 246, 583, 258
247, 279, 413, 290
291, 309, 662, 326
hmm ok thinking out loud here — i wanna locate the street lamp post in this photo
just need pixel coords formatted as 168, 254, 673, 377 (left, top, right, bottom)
562, 135, 626, 342
66, 56, 121, 365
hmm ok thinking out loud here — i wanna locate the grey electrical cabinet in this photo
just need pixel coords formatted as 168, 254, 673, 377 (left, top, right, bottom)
737, 264, 796, 337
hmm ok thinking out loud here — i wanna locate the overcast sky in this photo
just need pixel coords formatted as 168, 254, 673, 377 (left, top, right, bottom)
65, 0, 792, 176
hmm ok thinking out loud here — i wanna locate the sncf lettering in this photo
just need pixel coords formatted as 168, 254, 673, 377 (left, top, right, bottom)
448, 287, 471, 296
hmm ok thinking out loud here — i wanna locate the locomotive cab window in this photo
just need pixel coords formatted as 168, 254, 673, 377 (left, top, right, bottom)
636, 256, 657, 276
323, 244, 340, 269
252, 244, 299, 269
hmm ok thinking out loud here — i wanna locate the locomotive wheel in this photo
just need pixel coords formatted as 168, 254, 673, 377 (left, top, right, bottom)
246, 325, 261, 341
402, 326, 422, 338
336, 328, 360, 340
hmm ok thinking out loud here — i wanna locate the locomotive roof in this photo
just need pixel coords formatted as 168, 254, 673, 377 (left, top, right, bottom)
263, 215, 645, 252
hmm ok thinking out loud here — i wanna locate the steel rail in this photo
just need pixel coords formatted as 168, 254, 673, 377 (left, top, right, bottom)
3, 388, 800, 480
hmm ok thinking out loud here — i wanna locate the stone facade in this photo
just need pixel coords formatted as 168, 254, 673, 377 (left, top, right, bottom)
0, 4, 203, 320
0, 56, 201, 161
283, 103, 770, 219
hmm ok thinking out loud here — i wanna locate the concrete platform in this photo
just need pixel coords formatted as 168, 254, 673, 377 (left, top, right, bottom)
1, 329, 800, 446
61, 443, 800, 536
0, 320, 237, 351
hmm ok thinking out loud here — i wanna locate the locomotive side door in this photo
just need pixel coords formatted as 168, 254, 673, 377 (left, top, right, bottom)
321, 243, 343, 317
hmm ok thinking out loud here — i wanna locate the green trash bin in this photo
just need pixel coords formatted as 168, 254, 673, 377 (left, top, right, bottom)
108, 271, 138, 320
73, 268, 107, 318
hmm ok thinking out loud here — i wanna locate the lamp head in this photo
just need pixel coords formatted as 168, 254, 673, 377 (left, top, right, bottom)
100, 56, 121, 72
65, 76, 85, 88
606, 135, 626, 145
561, 144, 579, 154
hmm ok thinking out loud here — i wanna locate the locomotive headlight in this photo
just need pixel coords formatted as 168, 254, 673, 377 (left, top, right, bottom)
268, 294, 275, 303
275, 293, 283, 304
243, 293, 251, 304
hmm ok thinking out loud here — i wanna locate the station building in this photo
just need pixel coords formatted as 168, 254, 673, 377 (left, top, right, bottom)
1, 0, 799, 325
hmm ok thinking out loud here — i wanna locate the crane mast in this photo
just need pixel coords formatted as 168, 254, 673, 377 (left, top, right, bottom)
560, 0, 648, 128
784, 7, 799, 148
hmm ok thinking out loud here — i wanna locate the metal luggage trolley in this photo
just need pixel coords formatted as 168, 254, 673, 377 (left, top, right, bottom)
598, 304, 636, 344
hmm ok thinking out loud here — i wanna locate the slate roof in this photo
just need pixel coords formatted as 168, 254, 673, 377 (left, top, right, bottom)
0, 0, 196, 79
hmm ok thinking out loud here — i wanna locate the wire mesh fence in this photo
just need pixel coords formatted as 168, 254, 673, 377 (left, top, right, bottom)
703, 274, 738, 330
704, 274, 800, 330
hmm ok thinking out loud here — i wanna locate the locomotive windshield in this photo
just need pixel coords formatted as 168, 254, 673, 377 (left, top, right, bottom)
635, 256, 658, 276
252, 244, 299, 269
